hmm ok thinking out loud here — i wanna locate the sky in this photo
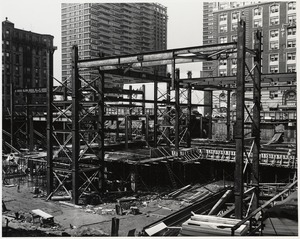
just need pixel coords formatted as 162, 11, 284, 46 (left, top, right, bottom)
1, 0, 203, 80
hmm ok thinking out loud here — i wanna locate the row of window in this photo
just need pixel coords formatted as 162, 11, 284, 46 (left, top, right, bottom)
219, 33, 296, 49
219, 52, 295, 66
219, 14, 296, 33
219, 63, 296, 76
218, 2, 296, 12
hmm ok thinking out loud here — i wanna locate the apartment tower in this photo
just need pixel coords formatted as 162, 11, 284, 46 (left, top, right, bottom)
202, 2, 296, 117
61, 3, 168, 86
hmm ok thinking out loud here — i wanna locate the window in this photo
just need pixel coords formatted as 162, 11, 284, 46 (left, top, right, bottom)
253, 7, 262, 16
270, 41, 279, 50
219, 69, 227, 76
270, 29, 279, 38
220, 59, 227, 65
288, 2, 296, 10
219, 13, 227, 22
219, 36, 227, 43
270, 54, 279, 62
270, 4, 279, 13
288, 15, 296, 25
287, 52, 296, 60
270, 16, 279, 26
219, 2, 229, 10
253, 19, 262, 28
269, 90, 278, 98
231, 68, 237, 76
287, 27, 296, 35
232, 58, 237, 65
232, 23, 238, 31
287, 39, 296, 48
270, 66, 279, 73
232, 12, 240, 21
220, 25, 227, 33
287, 65, 296, 72
232, 35, 237, 42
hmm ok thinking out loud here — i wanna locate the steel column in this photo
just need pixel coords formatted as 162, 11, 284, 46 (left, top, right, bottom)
166, 82, 171, 147
153, 76, 158, 148
10, 82, 14, 149
174, 68, 180, 152
235, 20, 246, 219
251, 30, 262, 211
46, 50, 54, 196
98, 70, 105, 190
187, 83, 192, 147
71, 45, 80, 204
142, 85, 146, 136
208, 91, 213, 139
226, 90, 231, 141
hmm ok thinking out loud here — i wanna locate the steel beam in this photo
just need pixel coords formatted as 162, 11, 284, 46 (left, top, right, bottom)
251, 30, 262, 211
78, 43, 237, 68
234, 20, 246, 219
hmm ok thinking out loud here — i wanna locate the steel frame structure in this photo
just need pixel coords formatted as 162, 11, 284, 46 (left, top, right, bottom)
45, 20, 294, 221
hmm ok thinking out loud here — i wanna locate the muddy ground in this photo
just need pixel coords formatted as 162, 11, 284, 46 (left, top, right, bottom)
2, 179, 187, 237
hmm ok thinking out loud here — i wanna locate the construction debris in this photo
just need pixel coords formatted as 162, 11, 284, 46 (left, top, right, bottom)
181, 214, 249, 236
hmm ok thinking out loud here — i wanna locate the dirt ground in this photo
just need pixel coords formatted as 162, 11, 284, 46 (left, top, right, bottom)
2, 180, 185, 237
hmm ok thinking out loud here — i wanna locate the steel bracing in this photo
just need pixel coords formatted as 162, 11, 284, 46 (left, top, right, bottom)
43, 20, 297, 221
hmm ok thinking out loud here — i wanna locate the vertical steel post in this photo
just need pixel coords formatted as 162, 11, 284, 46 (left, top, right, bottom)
125, 116, 129, 149
71, 45, 80, 204
10, 82, 14, 150
175, 68, 180, 152
29, 115, 34, 151
46, 50, 54, 196
166, 82, 171, 147
98, 70, 105, 190
208, 91, 213, 139
129, 85, 133, 140
187, 83, 192, 147
226, 90, 231, 141
235, 20, 246, 219
153, 75, 158, 148
142, 85, 146, 135
251, 30, 261, 210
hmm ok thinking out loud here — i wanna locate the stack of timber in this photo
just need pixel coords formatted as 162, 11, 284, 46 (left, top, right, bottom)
181, 214, 249, 236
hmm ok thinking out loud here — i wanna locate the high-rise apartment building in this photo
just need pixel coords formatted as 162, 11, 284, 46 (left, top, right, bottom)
2, 18, 56, 113
61, 3, 168, 85
202, 2, 296, 116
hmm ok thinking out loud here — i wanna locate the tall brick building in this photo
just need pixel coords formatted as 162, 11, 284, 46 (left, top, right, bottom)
2, 18, 56, 114
202, 2, 296, 117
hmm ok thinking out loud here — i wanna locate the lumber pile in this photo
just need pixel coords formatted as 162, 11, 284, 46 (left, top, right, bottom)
181, 214, 249, 236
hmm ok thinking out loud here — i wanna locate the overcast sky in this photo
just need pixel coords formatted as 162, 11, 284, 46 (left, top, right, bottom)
1, 0, 203, 80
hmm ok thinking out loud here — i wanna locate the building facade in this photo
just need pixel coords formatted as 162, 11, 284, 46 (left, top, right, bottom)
202, 2, 296, 117
61, 3, 168, 85
2, 18, 55, 114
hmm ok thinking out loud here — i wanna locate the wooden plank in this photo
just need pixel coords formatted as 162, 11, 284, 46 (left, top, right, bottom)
31, 209, 53, 219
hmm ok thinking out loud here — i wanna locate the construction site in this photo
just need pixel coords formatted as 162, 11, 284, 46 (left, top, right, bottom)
2, 20, 298, 236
